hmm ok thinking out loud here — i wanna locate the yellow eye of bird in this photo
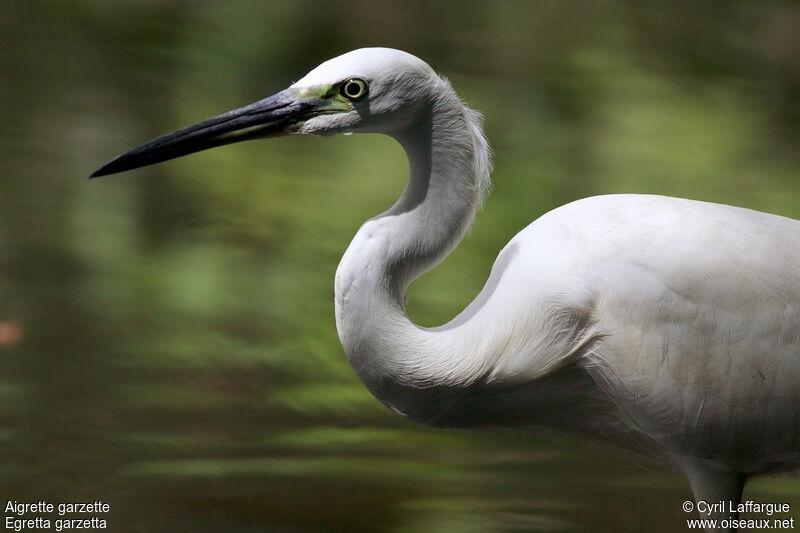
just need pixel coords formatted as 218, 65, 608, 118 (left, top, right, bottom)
341, 78, 367, 100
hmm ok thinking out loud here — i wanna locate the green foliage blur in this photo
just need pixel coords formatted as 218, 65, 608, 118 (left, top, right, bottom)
0, 1, 798, 531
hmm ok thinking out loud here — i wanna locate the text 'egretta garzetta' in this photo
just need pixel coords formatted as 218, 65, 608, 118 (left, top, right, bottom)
92, 48, 800, 532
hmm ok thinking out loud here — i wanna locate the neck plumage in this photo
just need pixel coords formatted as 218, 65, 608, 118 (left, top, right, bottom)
334, 79, 493, 420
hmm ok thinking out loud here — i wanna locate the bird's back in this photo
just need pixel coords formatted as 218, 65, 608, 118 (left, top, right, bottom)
491, 194, 800, 472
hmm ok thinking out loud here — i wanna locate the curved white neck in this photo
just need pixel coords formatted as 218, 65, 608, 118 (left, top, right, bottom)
334, 82, 492, 421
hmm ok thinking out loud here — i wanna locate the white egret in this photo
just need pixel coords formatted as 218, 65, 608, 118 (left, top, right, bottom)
92, 48, 800, 531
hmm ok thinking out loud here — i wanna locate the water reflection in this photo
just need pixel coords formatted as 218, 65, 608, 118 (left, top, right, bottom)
1, 2, 799, 532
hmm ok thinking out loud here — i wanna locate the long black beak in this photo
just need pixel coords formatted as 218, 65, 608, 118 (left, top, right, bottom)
90, 89, 314, 178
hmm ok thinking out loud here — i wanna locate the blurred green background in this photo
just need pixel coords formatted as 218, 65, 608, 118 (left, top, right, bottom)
1, 1, 799, 531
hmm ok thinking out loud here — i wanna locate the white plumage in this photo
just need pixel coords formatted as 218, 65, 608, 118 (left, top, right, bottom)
92, 48, 800, 532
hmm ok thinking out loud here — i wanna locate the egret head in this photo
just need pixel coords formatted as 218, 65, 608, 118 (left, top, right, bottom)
91, 48, 440, 177
291, 48, 438, 136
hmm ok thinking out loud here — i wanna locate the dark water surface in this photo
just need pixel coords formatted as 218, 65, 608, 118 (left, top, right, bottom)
1, 2, 799, 531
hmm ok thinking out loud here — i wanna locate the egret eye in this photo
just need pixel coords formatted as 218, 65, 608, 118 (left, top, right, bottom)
340, 78, 367, 100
